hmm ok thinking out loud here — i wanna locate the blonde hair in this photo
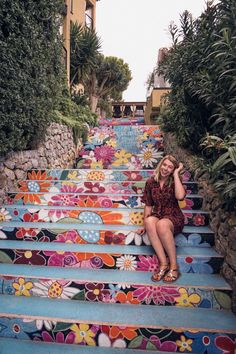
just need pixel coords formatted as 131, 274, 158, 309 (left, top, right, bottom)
154, 155, 179, 185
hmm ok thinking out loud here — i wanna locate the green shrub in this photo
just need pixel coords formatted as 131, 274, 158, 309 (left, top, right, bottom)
0, 0, 65, 156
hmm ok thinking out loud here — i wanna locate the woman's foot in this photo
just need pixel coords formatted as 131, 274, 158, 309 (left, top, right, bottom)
163, 268, 180, 283
151, 264, 169, 282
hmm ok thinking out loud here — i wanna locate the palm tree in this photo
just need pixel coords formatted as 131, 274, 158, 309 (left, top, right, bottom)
70, 22, 101, 89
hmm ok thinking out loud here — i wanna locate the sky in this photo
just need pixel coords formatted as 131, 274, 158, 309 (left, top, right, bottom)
96, 0, 209, 101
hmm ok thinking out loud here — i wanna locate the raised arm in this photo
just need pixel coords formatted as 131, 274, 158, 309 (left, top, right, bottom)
173, 163, 186, 200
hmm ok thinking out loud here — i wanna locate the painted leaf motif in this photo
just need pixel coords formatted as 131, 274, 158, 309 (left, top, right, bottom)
214, 290, 232, 309
50, 217, 82, 234
146, 341, 157, 350
53, 322, 73, 332
128, 335, 143, 349
72, 289, 85, 301
0, 251, 13, 263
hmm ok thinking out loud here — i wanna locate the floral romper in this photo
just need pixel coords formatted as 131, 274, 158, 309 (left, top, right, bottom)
142, 176, 185, 234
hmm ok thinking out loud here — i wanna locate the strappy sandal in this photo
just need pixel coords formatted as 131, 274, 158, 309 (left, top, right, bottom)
163, 268, 181, 283
151, 264, 169, 282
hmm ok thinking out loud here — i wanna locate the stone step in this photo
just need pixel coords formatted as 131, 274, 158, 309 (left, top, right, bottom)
17, 179, 199, 194
0, 240, 223, 274
0, 338, 161, 354
6, 192, 203, 210
25, 168, 193, 182
0, 295, 235, 352
2, 204, 210, 227
0, 263, 232, 309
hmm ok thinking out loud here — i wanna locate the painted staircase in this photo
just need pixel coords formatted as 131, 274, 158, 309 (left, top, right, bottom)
0, 120, 235, 354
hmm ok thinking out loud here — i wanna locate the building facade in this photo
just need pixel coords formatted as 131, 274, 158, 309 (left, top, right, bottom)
61, 0, 98, 84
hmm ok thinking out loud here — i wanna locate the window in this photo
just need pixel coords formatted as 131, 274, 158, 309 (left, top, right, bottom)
70, 0, 73, 14
85, 4, 93, 29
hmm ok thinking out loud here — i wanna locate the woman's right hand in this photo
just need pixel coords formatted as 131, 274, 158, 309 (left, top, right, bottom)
136, 227, 146, 235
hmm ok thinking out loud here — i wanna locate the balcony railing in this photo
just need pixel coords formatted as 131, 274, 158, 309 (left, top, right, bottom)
85, 13, 93, 29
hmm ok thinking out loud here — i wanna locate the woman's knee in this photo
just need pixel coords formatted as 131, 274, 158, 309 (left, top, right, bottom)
144, 216, 158, 230
156, 219, 174, 234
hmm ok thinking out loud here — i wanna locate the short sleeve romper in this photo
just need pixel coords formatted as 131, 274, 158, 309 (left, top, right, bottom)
142, 176, 185, 234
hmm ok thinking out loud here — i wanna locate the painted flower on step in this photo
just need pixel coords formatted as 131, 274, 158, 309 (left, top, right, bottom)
67, 171, 81, 180
105, 138, 117, 147
116, 255, 137, 271
98, 332, 126, 348
184, 331, 222, 354
123, 171, 143, 181
85, 282, 110, 302
37, 331, 75, 344
48, 208, 69, 222
0, 318, 37, 339
115, 291, 140, 305
80, 170, 114, 182
193, 214, 206, 226
112, 149, 132, 167
0, 208, 12, 223
215, 335, 236, 354
32, 280, 79, 299
175, 234, 210, 248
178, 198, 194, 210
126, 196, 139, 208
43, 249, 78, 267
51, 193, 80, 206
138, 147, 162, 168
94, 145, 115, 163
15, 249, 46, 266
136, 255, 159, 272
133, 285, 180, 305
15, 171, 52, 204
84, 182, 105, 194
182, 170, 192, 182
59, 185, 84, 194
110, 325, 138, 340
70, 323, 97, 345
15, 213, 40, 239
98, 197, 113, 208
126, 156, 143, 170
176, 335, 193, 352
12, 277, 33, 296
24, 318, 56, 331
90, 160, 104, 169
178, 257, 213, 274
174, 288, 201, 307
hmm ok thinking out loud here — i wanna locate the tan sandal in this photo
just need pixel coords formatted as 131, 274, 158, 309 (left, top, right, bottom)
151, 264, 169, 282
163, 268, 181, 283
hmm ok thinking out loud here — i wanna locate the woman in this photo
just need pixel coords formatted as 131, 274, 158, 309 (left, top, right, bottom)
141, 155, 186, 282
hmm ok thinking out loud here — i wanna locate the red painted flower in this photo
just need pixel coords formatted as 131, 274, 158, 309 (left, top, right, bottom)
123, 171, 143, 181
85, 283, 110, 301
193, 214, 205, 226
84, 182, 105, 194
215, 336, 236, 354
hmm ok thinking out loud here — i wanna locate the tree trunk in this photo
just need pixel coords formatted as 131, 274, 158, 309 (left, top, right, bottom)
90, 95, 99, 113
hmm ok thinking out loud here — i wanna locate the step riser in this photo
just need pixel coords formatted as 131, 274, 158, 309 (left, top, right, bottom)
7, 193, 203, 210
26, 169, 194, 183
17, 180, 199, 194
0, 248, 222, 274
0, 275, 231, 309
0, 316, 235, 351
0, 225, 214, 248
3, 207, 210, 227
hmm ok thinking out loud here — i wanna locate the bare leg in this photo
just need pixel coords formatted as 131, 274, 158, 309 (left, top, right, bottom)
156, 218, 178, 269
144, 216, 167, 266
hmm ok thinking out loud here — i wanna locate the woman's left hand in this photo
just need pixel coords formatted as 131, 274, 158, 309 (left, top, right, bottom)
174, 162, 184, 175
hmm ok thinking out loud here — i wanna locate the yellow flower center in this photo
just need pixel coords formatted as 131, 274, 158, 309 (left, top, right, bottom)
93, 289, 100, 295
24, 251, 32, 259
0, 214, 6, 222
87, 171, 105, 181
124, 260, 132, 267
144, 151, 152, 160
48, 282, 63, 298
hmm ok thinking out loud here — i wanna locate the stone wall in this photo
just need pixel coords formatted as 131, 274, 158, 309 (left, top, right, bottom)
164, 132, 236, 312
0, 122, 82, 205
